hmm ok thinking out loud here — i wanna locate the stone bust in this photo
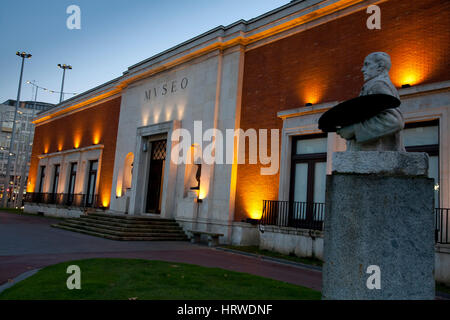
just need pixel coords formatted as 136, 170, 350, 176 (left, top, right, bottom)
337, 52, 405, 151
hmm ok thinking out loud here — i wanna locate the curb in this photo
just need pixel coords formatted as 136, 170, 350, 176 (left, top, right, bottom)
215, 247, 322, 272
0, 268, 41, 295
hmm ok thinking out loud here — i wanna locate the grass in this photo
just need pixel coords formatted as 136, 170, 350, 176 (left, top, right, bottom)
437, 282, 450, 295
0, 208, 66, 220
0, 207, 24, 214
221, 246, 323, 267
0, 258, 321, 300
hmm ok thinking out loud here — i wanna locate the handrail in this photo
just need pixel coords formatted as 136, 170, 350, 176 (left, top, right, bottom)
259, 200, 325, 231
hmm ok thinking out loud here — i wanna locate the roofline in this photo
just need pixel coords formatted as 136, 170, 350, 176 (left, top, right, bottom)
125, 0, 306, 72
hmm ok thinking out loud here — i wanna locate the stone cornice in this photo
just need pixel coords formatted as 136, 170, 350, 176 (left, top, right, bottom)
38, 144, 104, 159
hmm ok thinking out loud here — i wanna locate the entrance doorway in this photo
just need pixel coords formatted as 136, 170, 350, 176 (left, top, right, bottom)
146, 139, 167, 213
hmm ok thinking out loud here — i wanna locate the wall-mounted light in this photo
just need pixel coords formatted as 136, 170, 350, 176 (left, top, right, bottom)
401, 84, 411, 89
142, 141, 148, 152
305, 103, 313, 107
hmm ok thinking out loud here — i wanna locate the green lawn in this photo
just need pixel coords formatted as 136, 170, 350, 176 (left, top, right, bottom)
221, 246, 323, 267
0, 207, 24, 214
0, 258, 321, 300
0, 208, 66, 220
437, 282, 450, 295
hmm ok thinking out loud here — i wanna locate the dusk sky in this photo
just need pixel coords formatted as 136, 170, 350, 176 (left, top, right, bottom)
0, 0, 287, 105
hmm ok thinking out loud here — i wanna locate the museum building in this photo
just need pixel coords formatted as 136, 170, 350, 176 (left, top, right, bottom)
24, 0, 450, 283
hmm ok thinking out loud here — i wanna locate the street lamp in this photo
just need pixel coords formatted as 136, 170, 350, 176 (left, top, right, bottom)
1, 51, 32, 207
57, 64, 72, 103
14, 81, 39, 208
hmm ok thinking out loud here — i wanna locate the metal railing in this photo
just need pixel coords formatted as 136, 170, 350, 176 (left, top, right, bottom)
24, 192, 101, 208
260, 200, 325, 231
436, 208, 449, 244
260, 202, 449, 243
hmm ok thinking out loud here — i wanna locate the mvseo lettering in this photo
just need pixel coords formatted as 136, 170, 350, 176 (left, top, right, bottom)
145, 77, 188, 101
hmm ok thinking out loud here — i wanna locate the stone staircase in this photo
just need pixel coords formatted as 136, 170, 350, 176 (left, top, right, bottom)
51, 212, 188, 241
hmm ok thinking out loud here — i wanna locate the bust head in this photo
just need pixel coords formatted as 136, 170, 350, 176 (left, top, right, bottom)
361, 52, 392, 82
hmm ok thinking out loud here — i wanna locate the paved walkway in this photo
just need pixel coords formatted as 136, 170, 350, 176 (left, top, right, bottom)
0, 212, 321, 291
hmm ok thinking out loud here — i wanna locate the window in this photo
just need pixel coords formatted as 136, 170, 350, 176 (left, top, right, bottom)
289, 134, 327, 227
52, 164, 60, 195
67, 162, 77, 204
403, 120, 439, 208
86, 160, 98, 207
38, 166, 46, 193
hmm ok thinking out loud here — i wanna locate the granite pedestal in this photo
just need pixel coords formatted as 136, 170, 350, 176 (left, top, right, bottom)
322, 152, 435, 300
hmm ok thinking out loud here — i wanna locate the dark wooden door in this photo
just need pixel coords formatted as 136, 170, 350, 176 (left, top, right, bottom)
146, 140, 167, 213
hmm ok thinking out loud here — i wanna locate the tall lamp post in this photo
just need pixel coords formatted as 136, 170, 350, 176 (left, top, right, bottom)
57, 64, 72, 103
1, 51, 32, 207
13, 81, 77, 208
14, 81, 39, 208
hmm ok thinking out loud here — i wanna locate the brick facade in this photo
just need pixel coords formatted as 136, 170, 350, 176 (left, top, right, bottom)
27, 97, 121, 207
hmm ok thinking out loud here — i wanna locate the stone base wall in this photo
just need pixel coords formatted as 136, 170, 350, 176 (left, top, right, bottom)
176, 217, 259, 246
259, 226, 324, 260
436, 244, 450, 285
24, 203, 85, 218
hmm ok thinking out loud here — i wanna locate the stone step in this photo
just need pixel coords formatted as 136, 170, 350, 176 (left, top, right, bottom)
72, 217, 183, 231
88, 212, 175, 222
52, 224, 188, 241
63, 220, 186, 237
57, 221, 187, 238
81, 214, 179, 226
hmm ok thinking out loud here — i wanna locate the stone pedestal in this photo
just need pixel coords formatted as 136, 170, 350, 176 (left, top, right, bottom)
322, 152, 435, 300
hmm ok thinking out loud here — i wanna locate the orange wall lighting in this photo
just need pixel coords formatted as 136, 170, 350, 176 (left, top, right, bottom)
93, 126, 102, 145
74, 134, 81, 149
101, 195, 110, 208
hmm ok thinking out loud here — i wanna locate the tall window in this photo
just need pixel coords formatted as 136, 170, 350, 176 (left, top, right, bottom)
403, 120, 439, 208
38, 166, 46, 193
290, 134, 327, 225
52, 165, 60, 195
50, 164, 60, 204
67, 162, 77, 204
86, 160, 98, 207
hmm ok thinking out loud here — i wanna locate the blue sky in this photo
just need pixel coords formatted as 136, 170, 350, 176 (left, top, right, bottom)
0, 0, 287, 104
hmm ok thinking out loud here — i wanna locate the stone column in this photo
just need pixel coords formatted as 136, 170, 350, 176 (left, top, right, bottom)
322, 151, 435, 300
